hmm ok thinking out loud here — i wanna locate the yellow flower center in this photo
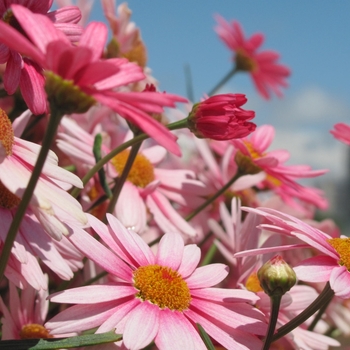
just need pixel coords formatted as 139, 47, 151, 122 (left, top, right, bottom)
111, 150, 155, 188
328, 238, 350, 270
235, 50, 257, 72
245, 272, 263, 293
20, 324, 53, 339
133, 264, 191, 311
0, 108, 14, 156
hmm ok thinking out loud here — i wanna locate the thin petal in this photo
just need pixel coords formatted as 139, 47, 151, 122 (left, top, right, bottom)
49, 285, 136, 304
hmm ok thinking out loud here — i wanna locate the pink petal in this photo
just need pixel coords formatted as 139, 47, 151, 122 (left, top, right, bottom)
3, 51, 21, 95
155, 309, 206, 350
67, 225, 132, 281
191, 287, 260, 303
49, 285, 136, 304
106, 213, 155, 267
185, 308, 262, 350
330, 266, 350, 299
156, 232, 184, 270
123, 302, 160, 350
46, 302, 120, 334
177, 245, 201, 278
96, 298, 140, 334
19, 59, 47, 115
79, 22, 108, 61
293, 256, 338, 283
185, 264, 229, 289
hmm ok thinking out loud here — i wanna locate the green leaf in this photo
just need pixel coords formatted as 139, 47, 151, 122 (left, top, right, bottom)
196, 323, 215, 350
93, 133, 112, 198
0, 331, 122, 349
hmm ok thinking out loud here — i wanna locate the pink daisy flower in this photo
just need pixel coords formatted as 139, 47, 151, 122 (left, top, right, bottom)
0, 5, 186, 155
215, 15, 290, 99
238, 207, 350, 300
46, 214, 267, 349
0, 0, 82, 114
229, 124, 329, 211
330, 123, 350, 146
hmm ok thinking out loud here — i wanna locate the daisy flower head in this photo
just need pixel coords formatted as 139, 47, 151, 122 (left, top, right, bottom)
214, 15, 291, 99
0, 0, 82, 115
46, 214, 267, 350
231, 124, 329, 211
242, 207, 350, 300
0, 5, 186, 155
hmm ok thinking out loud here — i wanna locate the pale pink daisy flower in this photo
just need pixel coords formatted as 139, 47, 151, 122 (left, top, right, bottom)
227, 124, 329, 211
0, 5, 186, 155
0, 109, 85, 289
237, 207, 350, 299
215, 15, 291, 99
330, 123, 350, 146
0, 0, 82, 114
46, 214, 267, 349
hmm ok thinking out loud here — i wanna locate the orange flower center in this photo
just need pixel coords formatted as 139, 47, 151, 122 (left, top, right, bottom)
328, 238, 350, 270
245, 272, 263, 293
111, 150, 155, 188
133, 264, 191, 311
0, 108, 14, 156
20, 324, 53, 339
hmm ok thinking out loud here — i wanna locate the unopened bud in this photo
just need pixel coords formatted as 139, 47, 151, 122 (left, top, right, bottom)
257, 255, 296, 297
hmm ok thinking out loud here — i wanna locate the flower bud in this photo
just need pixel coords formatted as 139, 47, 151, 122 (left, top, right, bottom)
257, 255, 296, 297
187, 94, 256, 140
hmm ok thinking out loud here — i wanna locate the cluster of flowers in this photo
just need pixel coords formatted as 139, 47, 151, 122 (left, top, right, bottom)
0, 1, 349, 349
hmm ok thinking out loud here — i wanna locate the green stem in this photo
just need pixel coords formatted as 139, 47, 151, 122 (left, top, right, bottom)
271, 282, 334, 342
0, 110, 62, 283
307, 288, 333, 331
106, 142, 142, 215
263, 295, 282, 350
207, 66, 238, 96
201, 243, 217, 266
70, 118, 189, 199
185, 170, 243, 222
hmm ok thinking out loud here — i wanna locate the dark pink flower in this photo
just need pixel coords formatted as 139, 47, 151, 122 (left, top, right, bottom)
0, 5, 186, 155
0, 0, 82, 114
187, 94, 256, 140
215, 15, 291, 99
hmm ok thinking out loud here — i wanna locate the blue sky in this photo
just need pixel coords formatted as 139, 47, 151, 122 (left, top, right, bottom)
86, 1, 350, 187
